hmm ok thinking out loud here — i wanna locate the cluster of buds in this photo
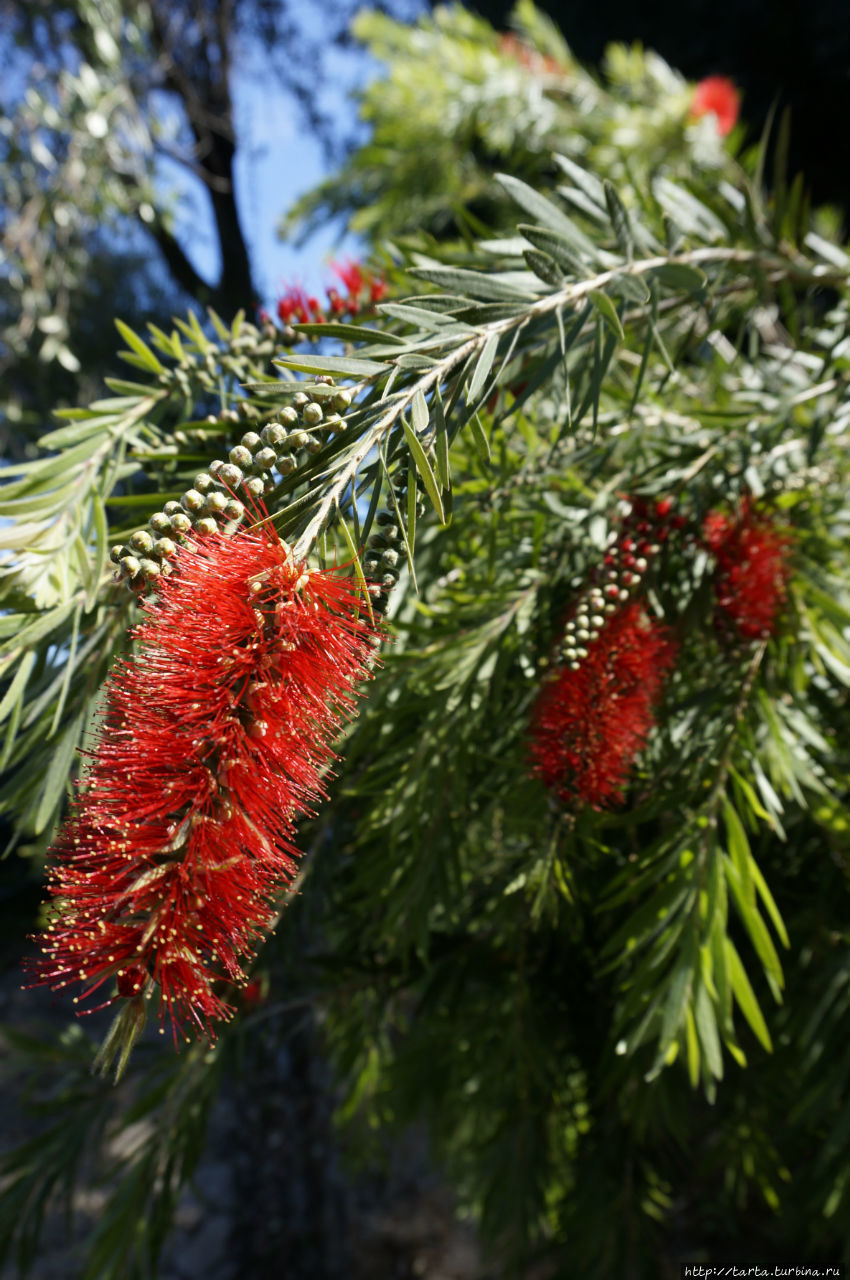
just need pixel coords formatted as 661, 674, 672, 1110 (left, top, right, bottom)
271, 260, 387, 334
559, 496, 686, 670
111, 385, 354, 592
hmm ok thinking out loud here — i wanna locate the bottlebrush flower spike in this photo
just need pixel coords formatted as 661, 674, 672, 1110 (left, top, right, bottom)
703, 500, 791, 641
690, 75, 740, 136
34, 527, 377, 1048
529, 603, 676, 811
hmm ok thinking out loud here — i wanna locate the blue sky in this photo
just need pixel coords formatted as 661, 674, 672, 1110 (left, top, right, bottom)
166, 4, 424, 312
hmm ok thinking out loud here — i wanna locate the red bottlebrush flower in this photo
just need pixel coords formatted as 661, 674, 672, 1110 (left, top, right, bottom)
277, 284, 323, 326
529, 604, 676, 810
330, 258, 365, 299
368, 276, 388, 304
34, 528, 377, 1043
691, 76, 740, 136
703, 501, 791, 641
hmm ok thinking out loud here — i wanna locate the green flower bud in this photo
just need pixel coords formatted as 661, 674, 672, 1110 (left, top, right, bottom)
120, 555, 141, 578
194, 473, 214, 493
323, 413, 344, 434
139, 558, 161, 580
163, 501, 182, 516
261, 422, 288, 449
381, 548, 400, 568
208, 460, 224, 477
129, 529, 154, 554
276, 456, 296, 476
224, 498, 245, 521
149, 512, 172, 535
110, 544, 127, 565
181, 489, 206, 514
289, 430, 310, 450
304, 437, 321, 455
241, 431, 262, 451
302, 401, 323, 427
170, 512, 193, 534
279, 406, 299, 428
229, 445, 253, 469
332, 388, 352, 412
244, 476, 267, 497
194, 516, 219, 535
292, 391, 309, 410
153, 537, 177, 559
205, 491, 229, 515
218, 463, 243, 488
254, 446, 278, 470
376, 510, 396, 527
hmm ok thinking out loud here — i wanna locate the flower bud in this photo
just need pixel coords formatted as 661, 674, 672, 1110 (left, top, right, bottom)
241, 431, 262, 451
302, 401, 323, 427
261, 422, 288, 448
254, 446, 277, 470
229, 445, 253, 469
120, 554, 141, 578
244, 476, 267, 497
194, 517, 219, 536
276, 456, 296, 476
224, 499, 245, 521
194, 473, 214, 493
181, 489, 206, 514
170, 513, 193, 534
304, 438, 321, 455
154, 537, 177, 559
292, 392, 309, 410
289, 430, 310, 450
218, 464, 243, 488
278, 407, 299, 428
205, 491, 229, 516
129, 529, 154, 554
110, 544, 127, 565
332, 388, 352, 412
149, 512, 172, 535
163, 501, 182, 516
381, 549, 400, 568
324, 413, 344, 434
139, 558, 161, 580
209, 460, 224, 478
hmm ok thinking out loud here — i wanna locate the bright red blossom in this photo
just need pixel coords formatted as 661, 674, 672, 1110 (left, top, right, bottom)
691, 76, 740, 136
35, 529, 377, 1041
703, 501, 791, 641
529, 604, 676, 810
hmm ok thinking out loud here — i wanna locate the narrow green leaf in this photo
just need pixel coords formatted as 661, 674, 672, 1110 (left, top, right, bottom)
749, 857, 790, 949
336, 515, 373, 625
603, 180, 633, 260
33, 712, 85, 835
726, 938, 773, 1052
523, 247, 564, 287
411, 388, 429, 436
660, 948, 694, 1051
114, 319, 165, 374
468, 333, 499, 403
409, 265, 535, 301
49, 604, 82, 739
87, 492, 108, 613
433, 386, 451, 490
684, 1005, 700, 1088
496, 172, 584, 239
468, 414, 491, 464
552, 153, 607, 210
652, 262, 708, 293
588, 290, 624, 340
293, 321, 407, 345
0, 651, 37, 726
723, 796, 754, 906
518, 223, 588, 275
401, 418, 445, 524
694, 981, 724, 1079
272, 354, 391, 377
406, 477, 417, 555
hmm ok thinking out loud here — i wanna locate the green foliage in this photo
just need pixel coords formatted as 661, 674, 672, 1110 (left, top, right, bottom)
4, 4, 850, 1277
